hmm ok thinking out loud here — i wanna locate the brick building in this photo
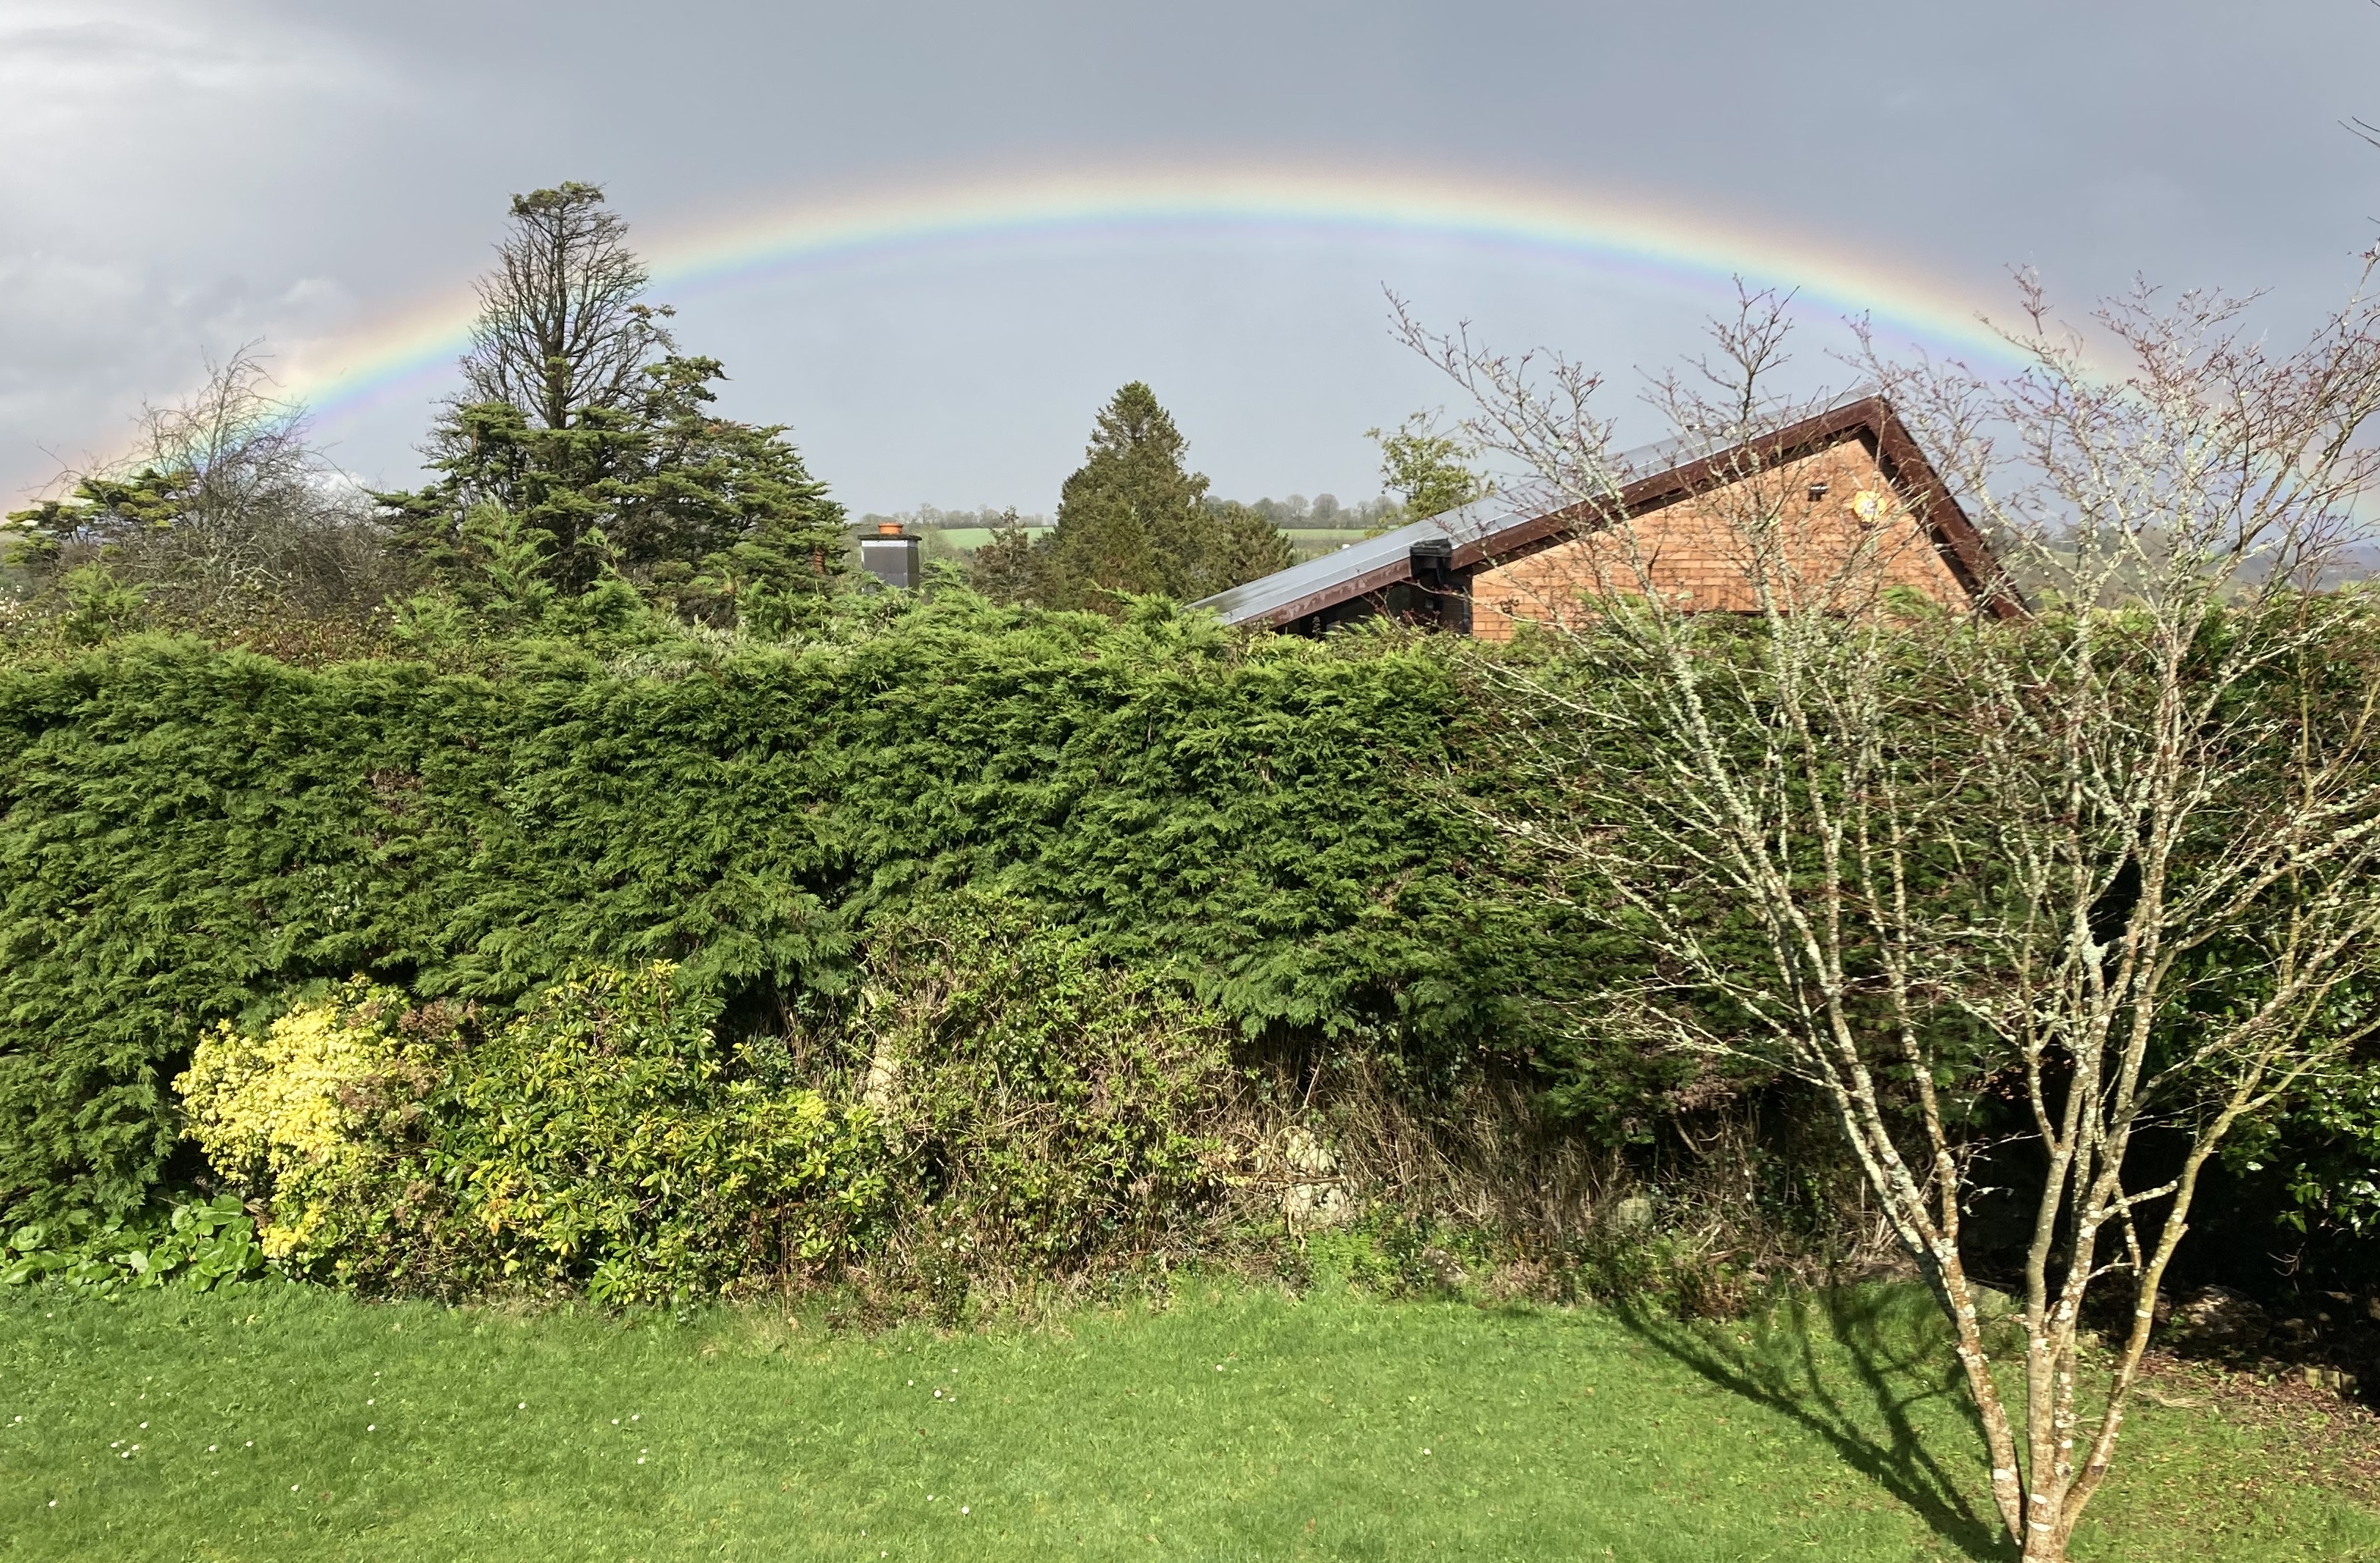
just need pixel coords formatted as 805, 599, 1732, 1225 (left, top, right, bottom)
1191, 396, 2021, 635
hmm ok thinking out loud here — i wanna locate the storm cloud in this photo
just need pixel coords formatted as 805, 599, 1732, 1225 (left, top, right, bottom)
3, 0, 2374, 514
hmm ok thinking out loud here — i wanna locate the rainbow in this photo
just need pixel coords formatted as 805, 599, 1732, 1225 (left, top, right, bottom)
280, 163, 2026, 430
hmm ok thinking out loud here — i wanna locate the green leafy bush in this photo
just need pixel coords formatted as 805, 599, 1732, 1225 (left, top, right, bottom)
155, 912, 1249, 1303
173, 965, 882, 1302
855, 896, 1234, 1269
438, 964, 882, 1303
3, 1194, 265, 1293
177, 983, 453, 1272
152, 919, 1242, 1303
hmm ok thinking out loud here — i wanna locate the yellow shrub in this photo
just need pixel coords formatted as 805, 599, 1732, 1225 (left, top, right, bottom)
176, 986, 444, 1266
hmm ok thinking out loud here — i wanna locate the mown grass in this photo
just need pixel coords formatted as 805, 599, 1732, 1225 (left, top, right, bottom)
1, 1273, 2373, 1562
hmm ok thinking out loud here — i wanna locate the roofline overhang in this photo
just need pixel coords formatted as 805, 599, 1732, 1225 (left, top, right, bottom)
1215, 395, 2025, 629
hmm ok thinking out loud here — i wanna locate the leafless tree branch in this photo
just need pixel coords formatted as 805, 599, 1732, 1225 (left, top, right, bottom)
1413, 269, 2380, 1562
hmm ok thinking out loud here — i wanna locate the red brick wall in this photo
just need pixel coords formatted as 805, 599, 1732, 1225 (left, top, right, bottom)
1468, 440, 1973, 641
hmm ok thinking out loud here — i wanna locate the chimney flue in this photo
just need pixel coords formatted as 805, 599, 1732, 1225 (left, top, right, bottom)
860, 521, 921, 590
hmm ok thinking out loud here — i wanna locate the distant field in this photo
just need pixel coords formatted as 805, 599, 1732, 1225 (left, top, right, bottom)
920, 527, 1046, 552
1285, 529, 1374, 560
915, 527, 1372, 560
4, 1276, 2373, 1562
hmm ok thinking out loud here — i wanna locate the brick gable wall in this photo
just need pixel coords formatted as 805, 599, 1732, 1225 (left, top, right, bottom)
1468, 439, 1974, 642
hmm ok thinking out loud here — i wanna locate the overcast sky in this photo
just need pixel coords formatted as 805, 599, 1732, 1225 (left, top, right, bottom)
4, 1, 2377, 517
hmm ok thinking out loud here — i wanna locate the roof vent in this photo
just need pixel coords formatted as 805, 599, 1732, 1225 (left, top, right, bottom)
1807, 480, 1830, 502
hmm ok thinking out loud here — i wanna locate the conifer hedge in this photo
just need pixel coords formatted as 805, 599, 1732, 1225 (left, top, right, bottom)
0, 601, 1590, 1220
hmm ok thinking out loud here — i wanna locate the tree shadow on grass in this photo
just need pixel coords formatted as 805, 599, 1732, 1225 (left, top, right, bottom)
1612, 1285, 2013, 1562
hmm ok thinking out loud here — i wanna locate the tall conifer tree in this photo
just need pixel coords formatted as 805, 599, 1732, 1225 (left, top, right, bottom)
1040, 383, 1289, 610
378, 183, 846, 627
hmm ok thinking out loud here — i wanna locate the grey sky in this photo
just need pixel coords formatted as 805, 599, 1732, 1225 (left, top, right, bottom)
4, 1, 2376, 516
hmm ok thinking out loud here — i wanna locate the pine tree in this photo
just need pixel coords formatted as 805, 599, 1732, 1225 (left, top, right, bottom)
1202, 500, 1296, 588
1044, 383, 1204, 607
381, 356, 846, 628
968, 509, 1048, 604
377, 184, 846, 629
1042, 384, 1290, 610
462, 182, 676, 431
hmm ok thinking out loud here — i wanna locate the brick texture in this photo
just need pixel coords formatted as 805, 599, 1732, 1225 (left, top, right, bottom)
1468, 439, 1972, 642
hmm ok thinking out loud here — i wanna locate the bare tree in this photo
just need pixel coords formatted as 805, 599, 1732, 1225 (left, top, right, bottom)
130, 348, 332, 601
460, 181, 675, 431
1405, 275, 2380, 1562
10, 346, 392, 618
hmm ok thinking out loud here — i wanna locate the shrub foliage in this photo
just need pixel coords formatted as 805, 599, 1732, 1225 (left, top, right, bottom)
442, 964, 879, 1301
0, 599, 1586, 1239
177, 983, 447, 1269
854, 896, 1236, 1267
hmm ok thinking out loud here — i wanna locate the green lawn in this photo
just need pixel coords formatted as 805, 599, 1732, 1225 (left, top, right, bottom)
1, 1277, 2372, 1562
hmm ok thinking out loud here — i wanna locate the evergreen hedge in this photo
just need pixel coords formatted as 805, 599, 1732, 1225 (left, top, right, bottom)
0, 599, 1590, 1220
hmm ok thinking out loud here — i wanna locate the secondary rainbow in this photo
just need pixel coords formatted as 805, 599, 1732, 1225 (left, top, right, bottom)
284, 164, 2023, 427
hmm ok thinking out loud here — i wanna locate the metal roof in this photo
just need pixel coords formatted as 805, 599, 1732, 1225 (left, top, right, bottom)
1190, 499, 1509, 628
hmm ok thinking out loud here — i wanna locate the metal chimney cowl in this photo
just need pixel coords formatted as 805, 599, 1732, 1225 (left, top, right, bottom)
860, 519, 921, 590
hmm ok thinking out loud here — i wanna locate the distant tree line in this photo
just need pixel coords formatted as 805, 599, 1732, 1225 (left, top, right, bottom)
1240, 494, 1402, 530
859, 505, 1052, 534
